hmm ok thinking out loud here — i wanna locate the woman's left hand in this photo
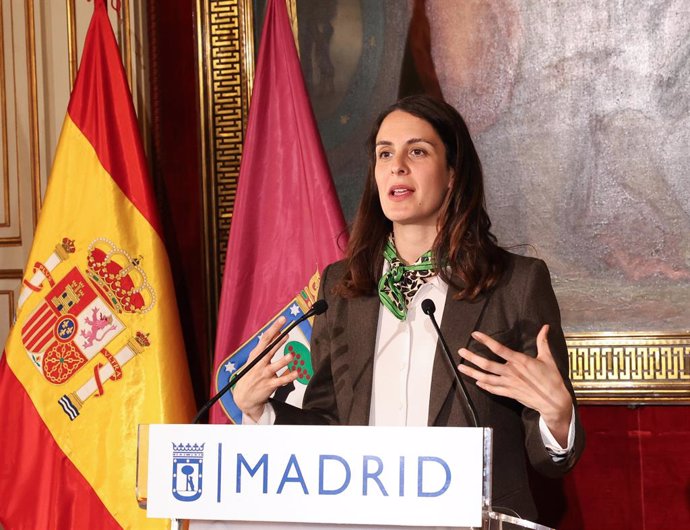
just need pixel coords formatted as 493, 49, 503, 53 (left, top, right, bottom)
457, 324, 572, 446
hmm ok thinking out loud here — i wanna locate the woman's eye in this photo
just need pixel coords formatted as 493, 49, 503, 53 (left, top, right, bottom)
377, 151, 392, 159
410, 148, 426, 157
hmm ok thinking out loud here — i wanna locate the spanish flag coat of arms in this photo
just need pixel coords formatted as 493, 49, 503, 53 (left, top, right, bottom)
0, 1, 195, 528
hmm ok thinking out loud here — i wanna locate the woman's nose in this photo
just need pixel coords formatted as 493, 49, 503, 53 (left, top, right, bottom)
390, 154, 408, 175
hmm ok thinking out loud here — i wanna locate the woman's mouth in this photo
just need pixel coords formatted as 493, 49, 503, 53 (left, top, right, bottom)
389, 186, 414, 200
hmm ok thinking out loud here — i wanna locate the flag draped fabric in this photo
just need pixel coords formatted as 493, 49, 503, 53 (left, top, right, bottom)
210, 0, 347, 424
0, 1, 195, 528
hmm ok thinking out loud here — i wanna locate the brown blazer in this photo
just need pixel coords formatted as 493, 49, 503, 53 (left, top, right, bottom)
272, 253, 585, 521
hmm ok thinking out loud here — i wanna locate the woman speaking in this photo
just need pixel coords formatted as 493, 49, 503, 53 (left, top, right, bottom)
233, 95, 584, 522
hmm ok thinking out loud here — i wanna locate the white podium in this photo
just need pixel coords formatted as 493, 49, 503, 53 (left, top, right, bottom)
137, 425, 553, 530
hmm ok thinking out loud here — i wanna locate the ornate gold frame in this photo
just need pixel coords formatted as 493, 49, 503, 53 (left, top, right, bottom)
568, 332, 689, 403
195, 0, 690, 404
196, 0, 255, 339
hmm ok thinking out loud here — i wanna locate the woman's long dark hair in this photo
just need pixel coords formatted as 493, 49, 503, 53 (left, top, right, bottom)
336, 95, 507, 300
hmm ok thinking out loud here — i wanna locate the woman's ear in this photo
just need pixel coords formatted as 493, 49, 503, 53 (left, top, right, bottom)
447, 168, 455, 189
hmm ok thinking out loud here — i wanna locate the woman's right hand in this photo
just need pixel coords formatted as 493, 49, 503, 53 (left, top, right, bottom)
232, 316, 298, 422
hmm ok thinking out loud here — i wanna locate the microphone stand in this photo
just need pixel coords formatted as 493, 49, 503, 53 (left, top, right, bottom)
421, 298, 479, 427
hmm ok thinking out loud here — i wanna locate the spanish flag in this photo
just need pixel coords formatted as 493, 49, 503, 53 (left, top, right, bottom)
0, 1, 195, 528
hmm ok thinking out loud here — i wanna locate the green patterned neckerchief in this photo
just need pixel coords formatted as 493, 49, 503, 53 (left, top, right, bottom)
377, 237, 436, 320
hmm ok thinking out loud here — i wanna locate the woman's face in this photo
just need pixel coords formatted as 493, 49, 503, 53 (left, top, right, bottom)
374, 110, 454, 229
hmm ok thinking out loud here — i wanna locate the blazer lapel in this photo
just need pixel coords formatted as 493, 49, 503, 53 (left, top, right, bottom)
428, 283, 489, 426
339, 293, 379, 425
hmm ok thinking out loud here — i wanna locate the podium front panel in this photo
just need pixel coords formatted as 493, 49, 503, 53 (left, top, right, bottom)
145, 424, 492, 528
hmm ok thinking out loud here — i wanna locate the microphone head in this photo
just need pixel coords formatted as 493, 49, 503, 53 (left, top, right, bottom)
311, 299, 328, 315
421, 298, 436, 316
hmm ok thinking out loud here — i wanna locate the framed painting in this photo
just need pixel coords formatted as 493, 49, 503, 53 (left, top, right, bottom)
195, 0, 690, 402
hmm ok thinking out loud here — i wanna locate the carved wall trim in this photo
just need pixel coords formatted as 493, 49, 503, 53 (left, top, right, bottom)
196, 0, 253, 333
568, 333, 690, 403
66, 0, 77, 87
0, 0, 9, 227
25, 0, 41, 223
0, 269, 21, 346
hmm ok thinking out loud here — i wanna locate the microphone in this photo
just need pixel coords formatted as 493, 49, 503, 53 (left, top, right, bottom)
192, 299, 328, 424
421, 298, 479, 427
